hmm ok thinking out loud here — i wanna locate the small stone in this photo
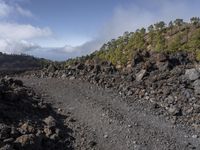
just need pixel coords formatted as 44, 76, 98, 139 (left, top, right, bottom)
58, 108, 62, 112
193, 124, 200, 132
49, 134, 58, 140
192, 135, 198, 138
69, 76, 75, 80
104, 134, 108, 138
88, 141, 97, 147
145, 96, 150, 100
69, 118, 76, 122
61, 74, 67, 78
3, 138, 14, 143
127, 90, 133, 96
128, 125, 132, 128
134, 123, 139, 126
102, 113, 106, 117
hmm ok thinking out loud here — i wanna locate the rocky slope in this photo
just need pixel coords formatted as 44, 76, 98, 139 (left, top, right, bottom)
0, 78, 74, 150
21, 51, 200, 131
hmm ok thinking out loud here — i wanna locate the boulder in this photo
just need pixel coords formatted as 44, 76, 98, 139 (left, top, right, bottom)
156, 61, 170, 71
61, 74, 67, 79
43, 116, 57, 128
76, 63, 85, 70
185, 68, 200, 81
168, 106, 182, 116
193, 80, 200, 94
44, 127, 53, 137
126, 74, 134, 82
19, 123, 35, 134
93, 65, 101, 74
136, 69, 146, 81
15, 134, 35, 147
156, 53, 167, 62
0, 125, 11, 140
132, 52, 143, 66
47, 64, 57, 72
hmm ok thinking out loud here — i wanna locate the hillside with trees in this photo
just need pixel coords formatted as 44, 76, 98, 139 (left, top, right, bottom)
74, 17, 200, 68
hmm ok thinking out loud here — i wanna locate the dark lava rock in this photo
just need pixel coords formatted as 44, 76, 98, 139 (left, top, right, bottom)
0, 78, 74, 150
76, 63, 85, 70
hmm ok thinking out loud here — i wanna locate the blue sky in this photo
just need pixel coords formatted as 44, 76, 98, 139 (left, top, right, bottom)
0, 0, 200, 60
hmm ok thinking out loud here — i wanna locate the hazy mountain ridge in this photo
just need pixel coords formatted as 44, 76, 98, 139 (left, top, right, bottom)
0, 52, 51, 74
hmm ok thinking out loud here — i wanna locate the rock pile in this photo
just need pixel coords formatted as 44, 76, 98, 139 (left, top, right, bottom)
0, 78, 74, 150
23, 50, 200, 130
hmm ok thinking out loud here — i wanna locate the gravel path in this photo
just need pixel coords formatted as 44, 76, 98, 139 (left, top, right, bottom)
20, 77, 200, 150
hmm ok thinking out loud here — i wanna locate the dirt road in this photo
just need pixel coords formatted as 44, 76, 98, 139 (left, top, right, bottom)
20, 77, 200, 150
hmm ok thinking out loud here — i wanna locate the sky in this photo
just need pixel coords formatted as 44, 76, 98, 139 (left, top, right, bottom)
0, 0, 200, 60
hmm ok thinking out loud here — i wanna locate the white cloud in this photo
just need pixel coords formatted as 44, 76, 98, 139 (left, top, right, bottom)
0, 39, 40, 54
0, 0, 33, 18
0, 1, 11, 17
15, 4, 33, 17
0, 22, 52, 40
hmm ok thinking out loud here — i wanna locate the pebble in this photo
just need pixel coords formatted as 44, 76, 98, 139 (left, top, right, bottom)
69, 76, 75, 80
128, 125, 132, 128
192, 135, 198, 138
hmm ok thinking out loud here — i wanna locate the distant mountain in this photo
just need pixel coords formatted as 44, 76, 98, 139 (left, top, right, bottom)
0, 52, 50, 73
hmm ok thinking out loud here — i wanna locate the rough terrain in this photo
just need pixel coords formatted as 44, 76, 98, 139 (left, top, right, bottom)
2, 51, 200, 149
19, 77, 200, 150
0, 78, 74, 150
